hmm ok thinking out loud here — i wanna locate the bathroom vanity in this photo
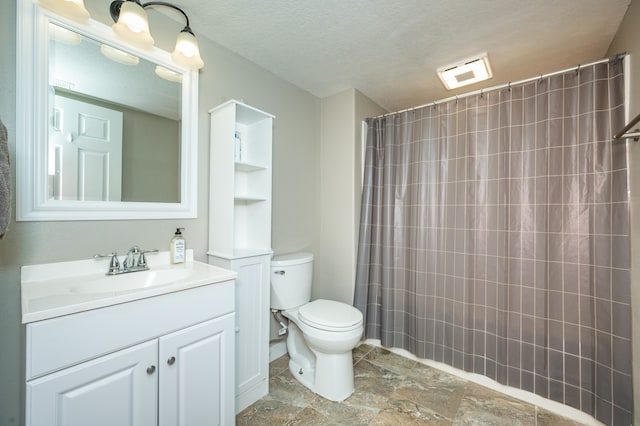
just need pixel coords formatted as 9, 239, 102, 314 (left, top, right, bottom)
21, 251, 236, 426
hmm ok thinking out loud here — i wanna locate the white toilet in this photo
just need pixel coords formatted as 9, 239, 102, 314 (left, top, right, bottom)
271, 252, 364, 401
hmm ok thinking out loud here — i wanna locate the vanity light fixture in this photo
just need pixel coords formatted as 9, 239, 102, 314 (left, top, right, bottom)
37, 0, 90, 22
437, 53, 493, 90
109, 0, 205, 70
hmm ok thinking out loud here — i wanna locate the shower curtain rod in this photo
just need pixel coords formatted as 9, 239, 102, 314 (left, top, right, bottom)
613, 111, 640, 141
375, 54, 626, 119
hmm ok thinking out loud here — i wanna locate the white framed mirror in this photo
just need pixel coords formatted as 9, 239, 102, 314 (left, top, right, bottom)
16, 0, 198, 220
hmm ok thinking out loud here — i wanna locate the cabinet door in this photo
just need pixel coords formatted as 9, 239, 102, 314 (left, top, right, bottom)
232, 256, 270, 399
26, 340, 157, 426
159, 314, 235, 426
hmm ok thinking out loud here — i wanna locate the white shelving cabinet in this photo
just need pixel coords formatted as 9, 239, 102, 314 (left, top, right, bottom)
208, 100, 274, 413
209, 100, 273, 257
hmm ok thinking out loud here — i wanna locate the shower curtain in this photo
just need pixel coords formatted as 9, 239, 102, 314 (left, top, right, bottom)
354, 58, 631, 425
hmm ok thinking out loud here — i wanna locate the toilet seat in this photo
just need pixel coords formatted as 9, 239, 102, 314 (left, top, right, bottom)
298, 299, 363, 332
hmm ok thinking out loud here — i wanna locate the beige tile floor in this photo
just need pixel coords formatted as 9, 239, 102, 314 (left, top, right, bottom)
236, 344, 588, 425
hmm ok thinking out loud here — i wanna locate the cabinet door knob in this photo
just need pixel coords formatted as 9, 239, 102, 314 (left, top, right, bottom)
167, 356, 176, 365
146, 365, 156, 375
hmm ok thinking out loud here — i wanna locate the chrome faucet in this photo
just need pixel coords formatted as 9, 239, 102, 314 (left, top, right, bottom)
94, 246, 159, 275
123, 246, 141, 271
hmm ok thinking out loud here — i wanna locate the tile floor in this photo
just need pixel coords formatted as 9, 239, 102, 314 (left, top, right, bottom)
236, 343, 588, 425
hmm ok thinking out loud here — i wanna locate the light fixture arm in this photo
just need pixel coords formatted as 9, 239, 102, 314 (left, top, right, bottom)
109, 0, 194, 34
109, 0, 204, 69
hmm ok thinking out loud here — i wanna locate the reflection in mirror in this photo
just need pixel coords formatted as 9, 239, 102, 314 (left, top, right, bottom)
16, 0, 199, 221
48, 23, 181, 203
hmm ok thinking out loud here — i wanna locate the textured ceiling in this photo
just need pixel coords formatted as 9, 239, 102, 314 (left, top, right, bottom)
178, 0, 630, 112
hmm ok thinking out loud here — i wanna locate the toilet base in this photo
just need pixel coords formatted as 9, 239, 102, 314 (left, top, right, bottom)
290, 350, 355, 401
285, 321, 356, 402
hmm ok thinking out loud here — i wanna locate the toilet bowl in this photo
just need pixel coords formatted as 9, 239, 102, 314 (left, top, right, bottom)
271, 253, 363, 401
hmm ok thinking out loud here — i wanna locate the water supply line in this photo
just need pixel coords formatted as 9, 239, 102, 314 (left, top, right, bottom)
271, 309, 288, 336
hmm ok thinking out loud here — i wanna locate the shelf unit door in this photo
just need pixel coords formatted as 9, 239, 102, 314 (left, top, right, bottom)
209, 254, 270, 413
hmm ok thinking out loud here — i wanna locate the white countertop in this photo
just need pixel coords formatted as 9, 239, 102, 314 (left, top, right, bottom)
21, 250, 237, 324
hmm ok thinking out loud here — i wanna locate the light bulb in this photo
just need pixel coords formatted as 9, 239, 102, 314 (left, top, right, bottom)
171, 30, 204, 70
112, 1, 154, 48
37, 0, 90, 22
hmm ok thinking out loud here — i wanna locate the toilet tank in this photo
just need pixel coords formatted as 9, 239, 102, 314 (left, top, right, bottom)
271, 252, 314, 310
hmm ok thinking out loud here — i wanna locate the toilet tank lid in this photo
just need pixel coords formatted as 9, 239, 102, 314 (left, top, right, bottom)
272, 252, 314, 266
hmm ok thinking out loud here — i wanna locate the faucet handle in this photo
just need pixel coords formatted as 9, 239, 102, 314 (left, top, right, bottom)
138, 251, 147, 268
93, 252, 116, 259
94, 252, 120, 275
138, 249, 158, 268
108, 253, 120, 274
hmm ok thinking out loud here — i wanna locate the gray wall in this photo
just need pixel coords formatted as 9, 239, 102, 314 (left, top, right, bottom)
0, 2, 320, 425
315, 89, 385, 306
606, 0, 640, 422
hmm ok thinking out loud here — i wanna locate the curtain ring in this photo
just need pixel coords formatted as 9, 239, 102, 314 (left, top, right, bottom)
508, 82, 511, 92
576, 64, 580, 75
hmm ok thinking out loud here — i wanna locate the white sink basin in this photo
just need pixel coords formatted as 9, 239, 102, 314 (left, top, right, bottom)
69, 267, 196, 294
21, 250, 237, 323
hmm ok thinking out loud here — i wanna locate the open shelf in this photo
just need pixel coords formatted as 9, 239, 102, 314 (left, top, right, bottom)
209, 100, 274, 258
234, 196, 268, 203
235, 162, 267, 172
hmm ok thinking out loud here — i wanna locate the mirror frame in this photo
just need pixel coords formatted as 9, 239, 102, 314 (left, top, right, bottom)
16, 0, 198, 221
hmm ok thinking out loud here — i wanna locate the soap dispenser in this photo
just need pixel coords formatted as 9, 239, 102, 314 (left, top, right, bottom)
170, 227, 186, 264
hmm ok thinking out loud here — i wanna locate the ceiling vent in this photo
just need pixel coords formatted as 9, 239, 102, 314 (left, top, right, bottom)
437, 53, 493, 90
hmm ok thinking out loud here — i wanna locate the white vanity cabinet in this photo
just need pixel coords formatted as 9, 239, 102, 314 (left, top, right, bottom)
208, 100, 273, 413
25, 281, 236, 426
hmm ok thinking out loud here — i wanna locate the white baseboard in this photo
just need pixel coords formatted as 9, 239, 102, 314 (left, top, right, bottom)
235, 379, 268, 414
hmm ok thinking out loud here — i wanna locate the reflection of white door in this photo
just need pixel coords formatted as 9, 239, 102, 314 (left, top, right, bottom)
51, 96, 123, 201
